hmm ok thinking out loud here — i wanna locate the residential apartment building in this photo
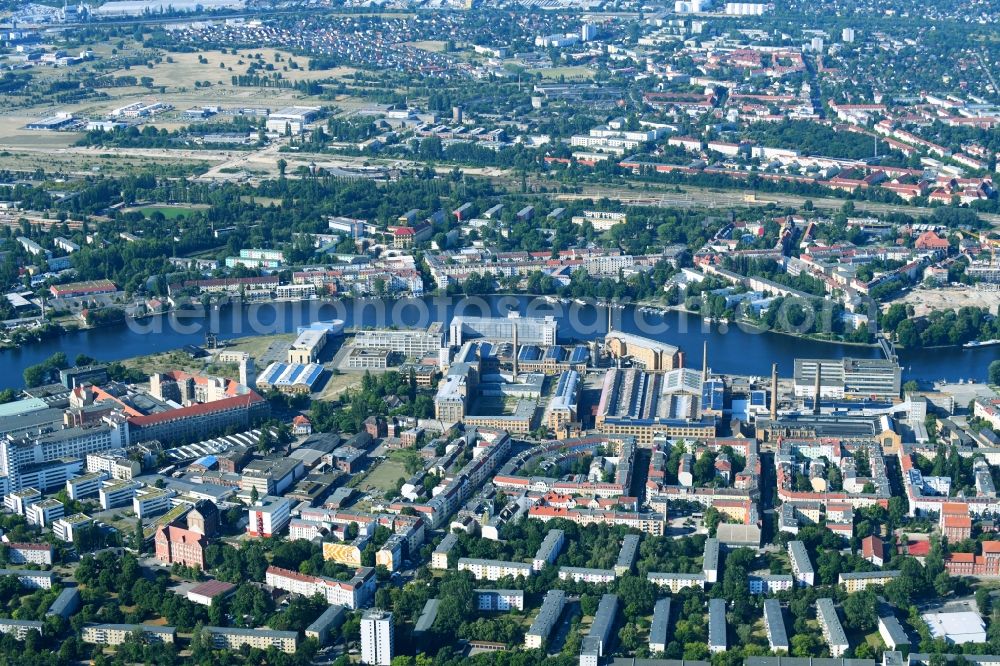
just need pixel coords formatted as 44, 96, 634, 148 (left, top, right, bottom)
52, 513, 92, 542
82, 624, 176, 645
0, 618, 43, 639
247, 496, 292, 537
788, 540, 815, 586
559, 567, 616, 584
204, 626, 297, 654
817, 598, 849, 657
525, 589, 566, 649
650, 597, 672, 654
457, 558, 533, 581
265, 565, 375, 610
475, 589, 524, 612
647, 572, 706, 592
703, 538, 720, 583
432, 533, 457, 570
749, 574, 794, 594
361, 610, 394, 666
581, 594, 619, 666
763, 599, 790, 652
615, 534, 641, 576
533, 529, 565, 571
5, 542, 52, 565
66, 471, 107, 500
839, 570, 902, 593
0, 569, 55, 589
709, 598, 727, 654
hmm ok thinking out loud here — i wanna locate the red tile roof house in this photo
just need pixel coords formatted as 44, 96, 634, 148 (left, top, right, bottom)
861, 535, 887, 567
915, 231, 950, 251
292, 415, 312, 436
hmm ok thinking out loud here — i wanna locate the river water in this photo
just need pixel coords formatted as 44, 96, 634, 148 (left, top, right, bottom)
0, 295, 993, 389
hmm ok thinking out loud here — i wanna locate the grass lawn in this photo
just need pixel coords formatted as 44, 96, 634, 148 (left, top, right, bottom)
144, 504, 191, 538
225, 333, 296, 360
122, 349, 215, 377
356, 458, 407, 493
529, 65, 594, 80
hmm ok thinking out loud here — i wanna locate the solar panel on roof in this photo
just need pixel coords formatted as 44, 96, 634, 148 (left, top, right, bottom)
518, 345, 542, 361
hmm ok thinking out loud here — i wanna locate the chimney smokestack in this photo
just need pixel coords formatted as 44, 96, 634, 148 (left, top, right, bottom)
770, 363, 778, 420
512, 323, 519, 381
813, 363, 822, 415
702, 340, 708, 383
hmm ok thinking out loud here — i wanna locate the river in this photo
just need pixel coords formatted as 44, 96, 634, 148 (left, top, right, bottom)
0, 295, 992, 389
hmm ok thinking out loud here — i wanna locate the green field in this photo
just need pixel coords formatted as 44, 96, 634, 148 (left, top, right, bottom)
355, 458, 407, 493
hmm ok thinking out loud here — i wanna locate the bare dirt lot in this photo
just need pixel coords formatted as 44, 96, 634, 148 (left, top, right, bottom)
893, 285, 1000, 317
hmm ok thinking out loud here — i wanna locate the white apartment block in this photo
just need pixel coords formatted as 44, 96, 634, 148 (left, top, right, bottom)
475, 589, 524, 612
431, 533, 457, 570
353, 324, 444, 358
133, 487, 175, 518
749, 574, 794, 594
25, 498, 64, 527
533, 529, 565, 571
647, 572, 706, 592
788, 540, 815, 586
82, 624, 176, 645
0, 418, 126, 492
66, 471, 108, 500
99, 480, 138, 509
361, 610, 394, 666
559, 567, 616, 584
247, 496, 292, 537
0, 569, 55, 589
265, 566, 375, 610
4, 488, 41, 514
457, 558, 533, 581
0, 619, 44, 640
817, 598, 849, 658
525, 589, 565, 649
53, 513, 93, 542
5, 542, 53, 565
86, 452, 140, 480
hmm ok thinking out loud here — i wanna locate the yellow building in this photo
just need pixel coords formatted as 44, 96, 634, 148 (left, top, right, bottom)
205, 627, 297, 654
323, 542, 363, 567
604, 332, 679, 371
838, 570, 901, 593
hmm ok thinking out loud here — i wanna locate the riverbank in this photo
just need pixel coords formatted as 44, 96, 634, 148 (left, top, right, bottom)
0, 295, 992, 389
